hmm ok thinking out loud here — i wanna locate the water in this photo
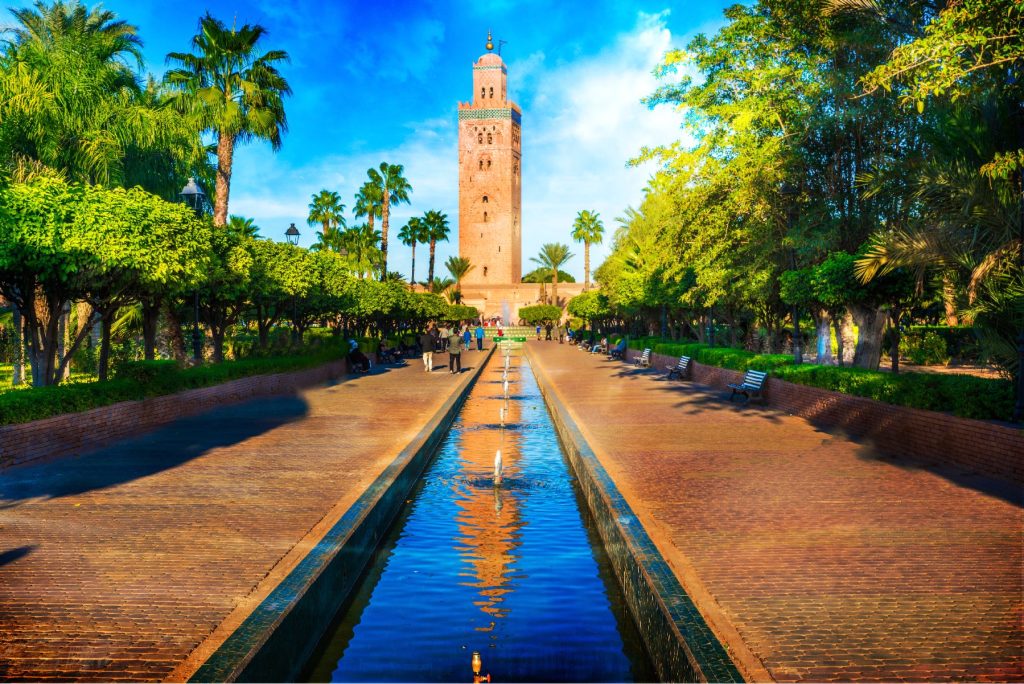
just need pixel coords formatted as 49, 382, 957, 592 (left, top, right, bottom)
304, 351, 656, 683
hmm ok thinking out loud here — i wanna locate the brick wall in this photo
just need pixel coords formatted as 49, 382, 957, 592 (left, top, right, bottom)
0, 360, 347, 470
627, 349, 1024, 485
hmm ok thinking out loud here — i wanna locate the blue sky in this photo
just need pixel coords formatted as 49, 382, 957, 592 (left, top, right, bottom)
4, 0, 734, 281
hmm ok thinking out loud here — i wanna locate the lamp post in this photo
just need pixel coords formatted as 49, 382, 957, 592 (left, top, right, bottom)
781, 183, 802, 364
179, 178, 206, 363
285, 224, 301, 344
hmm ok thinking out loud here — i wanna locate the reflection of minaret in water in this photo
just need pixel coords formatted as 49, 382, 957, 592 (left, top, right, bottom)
453, 354, 524, 630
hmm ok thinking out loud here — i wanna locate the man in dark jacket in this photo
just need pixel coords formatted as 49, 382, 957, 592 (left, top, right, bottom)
419, 328, 435, 372
447, 328, 463, 374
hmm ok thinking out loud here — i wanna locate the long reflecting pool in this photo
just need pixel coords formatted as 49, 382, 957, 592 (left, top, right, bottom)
304, 349, 656, 683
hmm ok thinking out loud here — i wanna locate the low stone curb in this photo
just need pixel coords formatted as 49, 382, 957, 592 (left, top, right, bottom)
626, 349, 1024, 486
0, 359, 348, 470
527, 345, 744, 684
186, 347, 494, 683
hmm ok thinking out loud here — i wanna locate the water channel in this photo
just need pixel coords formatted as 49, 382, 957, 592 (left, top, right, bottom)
304, 348, 656, 682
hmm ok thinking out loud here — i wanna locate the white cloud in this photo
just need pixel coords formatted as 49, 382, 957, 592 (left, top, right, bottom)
230, 10, 687, 284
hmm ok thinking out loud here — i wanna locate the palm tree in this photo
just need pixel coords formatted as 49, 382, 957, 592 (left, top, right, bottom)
445, 256, 475, 302
307, 189, 346, 248
340, 224, 383, 279
353, 181, 383, 236
228, 215, 260, 238
426, 276, 455, 298
422, 210, 450, 284
531, 243, 574, 306
398, 217, 425, 286
165, 13, 291, 226
572, 210, 605, 290
366, 163, 412, 280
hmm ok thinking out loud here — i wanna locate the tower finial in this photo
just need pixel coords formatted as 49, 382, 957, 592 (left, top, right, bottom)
486, 29, 494, 52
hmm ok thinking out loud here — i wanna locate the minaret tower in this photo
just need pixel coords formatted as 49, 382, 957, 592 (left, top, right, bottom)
458, 31, 522, 285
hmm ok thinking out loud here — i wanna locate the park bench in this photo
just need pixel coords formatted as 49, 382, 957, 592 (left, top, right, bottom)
633, 348, 651, 368
666, 355, 691, 380
727, 369, 768, 402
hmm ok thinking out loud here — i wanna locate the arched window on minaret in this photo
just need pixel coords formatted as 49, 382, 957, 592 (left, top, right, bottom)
483, 266, 488, 277
487, 159, 491, 169
489, 86, 494, 98
479, 160, 483, 170
478, 133, 483, 144
487, 133, 492, 144
480, 87, 485, 100
482, 196, 488, 203
484, 211, 488, 222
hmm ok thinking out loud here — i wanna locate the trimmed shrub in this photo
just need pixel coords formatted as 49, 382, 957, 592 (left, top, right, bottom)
903, 330, 950, 365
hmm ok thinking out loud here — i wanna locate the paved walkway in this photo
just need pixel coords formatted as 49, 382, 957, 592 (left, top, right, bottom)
0, 352, 484, 682
528, 342, 1022, 683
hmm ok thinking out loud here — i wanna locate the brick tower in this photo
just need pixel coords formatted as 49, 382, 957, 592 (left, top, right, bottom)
457, 32, 522, 286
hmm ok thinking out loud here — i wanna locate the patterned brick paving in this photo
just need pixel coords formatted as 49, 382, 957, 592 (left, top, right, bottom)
0, 356, 483, 682
529, 342, 1023, 683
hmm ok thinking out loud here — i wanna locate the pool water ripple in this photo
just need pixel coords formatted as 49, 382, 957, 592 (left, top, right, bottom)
305, 352, 655, 683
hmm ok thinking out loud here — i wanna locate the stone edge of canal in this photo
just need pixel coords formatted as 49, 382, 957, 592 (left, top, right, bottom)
189, 343, 746, 683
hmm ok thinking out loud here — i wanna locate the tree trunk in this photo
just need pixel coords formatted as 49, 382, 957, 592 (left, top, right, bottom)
838, 310, 857, 366
428, 240, 436, 284
98, 313, 113, 382
164, 302, 187, 363
142, 299, 160, 361
380, 188, 390, 281
57, 305, 69, 380
942, 272, 959, 326
850, 303, 887, 370
832, 316, 845, 367
213, 132, 235, 227
584, 242, 590, 291
889, 307, 902, 374
11, 308, 23, 386
552, 270, 559, 306
211, 327, 225, 363
410, 242, 416, 286
813, 307, 834, 365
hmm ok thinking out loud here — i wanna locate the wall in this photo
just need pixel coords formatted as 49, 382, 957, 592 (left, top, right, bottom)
627, 349, 1024, 486
0, 360, 347, 470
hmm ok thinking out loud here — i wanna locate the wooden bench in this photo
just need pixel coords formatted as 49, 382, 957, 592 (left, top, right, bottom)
666, 355, 691, 380
728, 370, 768, 402
633, 348, 651, 368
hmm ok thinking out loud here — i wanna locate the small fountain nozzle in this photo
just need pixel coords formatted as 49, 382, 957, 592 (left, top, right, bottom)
494, 449, 503, 485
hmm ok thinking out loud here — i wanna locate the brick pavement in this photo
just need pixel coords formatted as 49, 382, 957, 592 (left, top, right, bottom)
528, 342, 1023, 683
0, 354, 485, 682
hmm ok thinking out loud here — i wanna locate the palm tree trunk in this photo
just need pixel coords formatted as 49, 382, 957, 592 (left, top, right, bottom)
213, 132, 235, 227
428, 240, 436, 284
584, 242, 590, 291
942, 272, 959, 326
410, 243, 416, 286
380, 189, 390, 281
552, 270, 559, 306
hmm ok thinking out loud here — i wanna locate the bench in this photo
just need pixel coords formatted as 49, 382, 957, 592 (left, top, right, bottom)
666, 355, 691, 380
633, 348, 651, 368
728, 370, 768, 402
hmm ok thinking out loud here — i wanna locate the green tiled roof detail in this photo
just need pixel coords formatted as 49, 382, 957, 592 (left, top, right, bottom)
458, 108, 513, 121
473, 65, 506, 72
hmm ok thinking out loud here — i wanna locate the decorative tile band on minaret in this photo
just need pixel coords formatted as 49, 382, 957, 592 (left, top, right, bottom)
457, 34, 522, 287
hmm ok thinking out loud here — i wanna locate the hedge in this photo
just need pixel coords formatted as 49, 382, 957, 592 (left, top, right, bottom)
623, 337, 1013, 422
0, 344, 346, 426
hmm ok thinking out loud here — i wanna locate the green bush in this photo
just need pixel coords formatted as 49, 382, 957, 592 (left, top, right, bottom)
907, 325, 979, 361
903, 331, 950, 365
622, 335, 1013, 421
0, 343, 346, 426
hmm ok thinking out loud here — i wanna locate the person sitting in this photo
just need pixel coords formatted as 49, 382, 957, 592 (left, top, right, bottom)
378, 339, 400, 364
608, 338, 627, 360
590, 336, 608, 354
348, 339, 371, 373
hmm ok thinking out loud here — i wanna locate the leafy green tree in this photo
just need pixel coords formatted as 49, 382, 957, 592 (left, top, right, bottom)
530, 243, 574, 306
365, 162, 411, 280
518, 305, 563, 326
567, 290, 611, 327
246, 239, 314, 348
423, 209, 450, 285
307, 189, 346, 249
165, 13, 291, 226
572, 209, 604, 290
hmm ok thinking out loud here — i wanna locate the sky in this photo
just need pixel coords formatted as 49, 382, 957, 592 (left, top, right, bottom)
3, 0, 734, 282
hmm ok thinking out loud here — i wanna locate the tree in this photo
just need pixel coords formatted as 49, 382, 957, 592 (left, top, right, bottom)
365, 162, 411, 280
572, 210, 604, 290
398, 217, 425, 286
165, 13, 291, 226
339, 223, 382, 279
518, 305, 563, 326
445, 256, 475, 303
530, 243, 574, 306
307, 189, 346, 249
422, 209, 450, 285
353, 181, 382, 239
228, 215, 260, 238
567, 290, 611, 328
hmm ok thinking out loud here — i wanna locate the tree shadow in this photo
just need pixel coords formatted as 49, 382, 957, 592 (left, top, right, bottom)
0, 545, 34, 567
0, 391, 316, 505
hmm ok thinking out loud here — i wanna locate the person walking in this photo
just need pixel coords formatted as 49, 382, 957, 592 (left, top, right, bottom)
557, 323, 565, 344
536, 324, 542, 341
462, 325, 472, 352
447, 328, 463, 374
474, 323, 485, 351
419, 328, 435, 373
544, 323, 553, 341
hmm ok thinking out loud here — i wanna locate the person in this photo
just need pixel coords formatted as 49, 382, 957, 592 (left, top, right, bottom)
557, 323, 565, 344
463, 325, 472, 351
447, 327, 463, 374
544, 323, 553, 341
475, 323, 485, 351
608, 338, 627, 359
419, 328, 435, 372
536, 324, 542, 340
348, 338, 371, 373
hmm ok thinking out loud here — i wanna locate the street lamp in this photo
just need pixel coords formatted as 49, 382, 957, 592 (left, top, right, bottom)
285, 223, 301, 245
285, 224, 302, 343
179, 178, 206, 363
781, 183, 802, 364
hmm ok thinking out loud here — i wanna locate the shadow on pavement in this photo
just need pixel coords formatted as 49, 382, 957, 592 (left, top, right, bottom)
0, 545, 34, 567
